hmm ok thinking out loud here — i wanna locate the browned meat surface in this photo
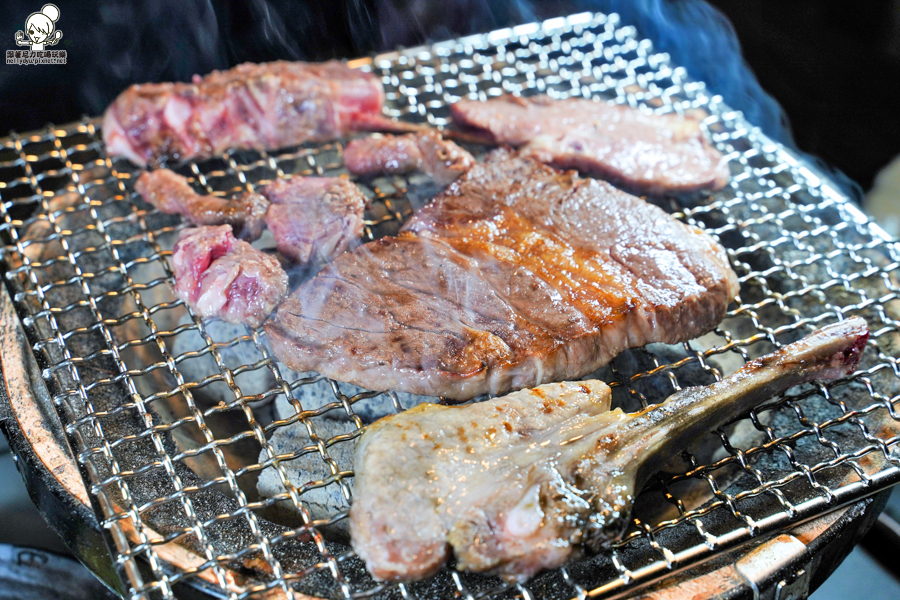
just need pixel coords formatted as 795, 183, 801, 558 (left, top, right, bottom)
263, 177, 367, 264
265, 151, 739, 400
344, 135, 420, 175
343, 131, 475, 185
350, 318, 869, 582
136, 169, 269, 240
451, 96, 729, 193
104, 60, 386, 166
172, 225, 288, 328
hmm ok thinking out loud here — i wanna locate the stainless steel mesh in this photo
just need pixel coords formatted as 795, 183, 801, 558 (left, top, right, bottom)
2, 10, 900, 600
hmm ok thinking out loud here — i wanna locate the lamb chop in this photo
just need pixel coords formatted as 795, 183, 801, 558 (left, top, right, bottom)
172, 225, 288, 328
451, 96, 729, 193
136, 169, 269, 240
343, 131, 475, 185
350, 317, 869, 583
104, 60, 397, 166
265, 150, 739, 400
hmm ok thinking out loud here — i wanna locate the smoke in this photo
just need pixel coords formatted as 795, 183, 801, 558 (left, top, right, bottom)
375, 0, 792, 146
74, 0, 791, 148
569, 0, 861, 199
376, 0, 536, 54
372, 0, 866, 199
79, 0, 228, 115
567, 0, 792, 146
59, 0, 862, 198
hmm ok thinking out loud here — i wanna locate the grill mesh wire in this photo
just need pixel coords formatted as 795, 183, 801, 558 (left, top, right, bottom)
2, 10, 900, 600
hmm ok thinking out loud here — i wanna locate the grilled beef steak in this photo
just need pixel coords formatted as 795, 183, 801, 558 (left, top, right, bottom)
343, 131, 475, 185
451, 96, 729, 193
136, 169, 269, 240
265, 151, 739, 400
350, 318, 869, 583
104, 60, 386, 166
263, 177, 367, 264
172, 225, 288, 328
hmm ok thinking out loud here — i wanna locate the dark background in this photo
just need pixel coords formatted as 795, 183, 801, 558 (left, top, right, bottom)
0, 0, 898, 194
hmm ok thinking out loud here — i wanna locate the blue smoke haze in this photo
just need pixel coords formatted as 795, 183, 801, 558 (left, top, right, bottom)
560, 0, 793, 146
12, 0, 868, 193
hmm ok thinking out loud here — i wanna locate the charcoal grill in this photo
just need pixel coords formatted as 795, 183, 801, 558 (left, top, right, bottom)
1, 10, 900, 600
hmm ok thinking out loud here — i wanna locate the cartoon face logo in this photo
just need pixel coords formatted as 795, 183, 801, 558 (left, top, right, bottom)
15, 4, 63, 51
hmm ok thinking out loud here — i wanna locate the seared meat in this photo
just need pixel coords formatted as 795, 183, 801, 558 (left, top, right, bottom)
345, 135, 421, 175
104, 60, 386, 166
343, 131, 475, 185
137, 169, 366, 262
172, 225, 288, 328
451, 96, 729, 193
263, 177, 367, 264
265, 151, 739, 400
136, 169, 268, 240
350, 318, 869, 582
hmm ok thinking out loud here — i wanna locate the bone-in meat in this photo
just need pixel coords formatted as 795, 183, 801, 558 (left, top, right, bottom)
263, 177, 367, 264
104, 60, 386, 166
136, 169, 269, 240
350, 317, 869, 582
265, 150, 739, 400
172, 225, 288, 328
343, 132, 475, 185
451, 96, 729, 193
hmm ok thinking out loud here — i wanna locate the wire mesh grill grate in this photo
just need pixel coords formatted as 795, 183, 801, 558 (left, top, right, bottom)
2, 10, 900, 600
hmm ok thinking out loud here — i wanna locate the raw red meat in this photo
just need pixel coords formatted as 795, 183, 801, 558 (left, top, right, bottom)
104, 61, 386, 166
172, 225, 288, 328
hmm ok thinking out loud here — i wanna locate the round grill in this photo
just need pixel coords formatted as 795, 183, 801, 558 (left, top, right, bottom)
1, 11, 900, 600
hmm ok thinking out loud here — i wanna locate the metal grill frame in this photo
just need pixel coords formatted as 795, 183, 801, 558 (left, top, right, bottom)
1, 10, 900, 600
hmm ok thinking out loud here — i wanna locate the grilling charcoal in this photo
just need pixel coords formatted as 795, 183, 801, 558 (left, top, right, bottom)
273, 380, 434, 425
257, 417, 357, 537
17, 204, 330, 582
168, 316, 276, 410
16, 182, 382, 600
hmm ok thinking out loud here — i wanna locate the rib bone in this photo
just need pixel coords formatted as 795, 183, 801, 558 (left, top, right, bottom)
349, 317, 869, 583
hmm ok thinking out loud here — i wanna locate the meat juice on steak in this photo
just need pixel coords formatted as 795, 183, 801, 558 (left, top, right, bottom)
136, 169, 269, 240
265, 150, 739, 400
104, 60, 386, 166
344, 131, 475, 186
350, 318, 869, 582
451, 95, 729, 193
172, 225, 288, 328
